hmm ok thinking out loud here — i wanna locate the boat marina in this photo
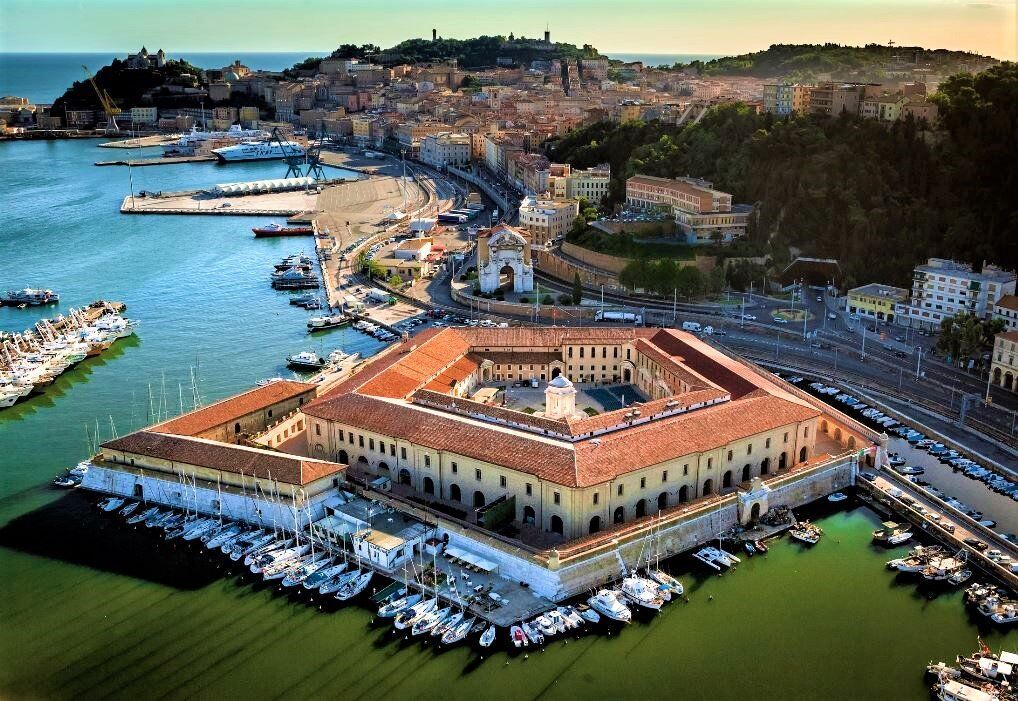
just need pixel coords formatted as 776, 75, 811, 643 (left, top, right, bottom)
1, 300, 135, 409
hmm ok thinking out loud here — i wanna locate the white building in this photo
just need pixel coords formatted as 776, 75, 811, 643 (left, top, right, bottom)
992, 295, 1018, 332
517, 196, 579, 247
129, 106, 158, 125
419, 132, 471, 168
898, 258, 1017, 329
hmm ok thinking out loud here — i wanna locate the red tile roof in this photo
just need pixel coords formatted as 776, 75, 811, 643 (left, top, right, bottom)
102, 431, 343, 486
151, 380, 317, 437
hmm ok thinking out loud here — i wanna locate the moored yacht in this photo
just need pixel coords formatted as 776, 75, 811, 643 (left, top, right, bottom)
587, 589, 632, 623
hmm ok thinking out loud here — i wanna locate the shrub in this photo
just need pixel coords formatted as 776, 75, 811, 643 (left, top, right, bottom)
558, 294, 573, 305
541, 294, 554, 305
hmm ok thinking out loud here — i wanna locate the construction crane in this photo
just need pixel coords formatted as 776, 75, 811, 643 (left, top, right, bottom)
81, 65, 121, 133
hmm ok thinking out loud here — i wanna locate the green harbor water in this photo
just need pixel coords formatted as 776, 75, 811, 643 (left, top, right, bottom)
1, 139, 1014, 700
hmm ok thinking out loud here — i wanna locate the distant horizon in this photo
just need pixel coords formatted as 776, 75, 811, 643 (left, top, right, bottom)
1, 0, 1014, 60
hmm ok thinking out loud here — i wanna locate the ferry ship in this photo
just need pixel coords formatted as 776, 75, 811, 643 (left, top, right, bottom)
212, 140, 306, 163
1, 288, 59, 306
162, 125, 268, 157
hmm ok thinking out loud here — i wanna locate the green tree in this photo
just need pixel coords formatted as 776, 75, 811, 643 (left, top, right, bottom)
675, 266, 705, 298
572, 272, 583, 304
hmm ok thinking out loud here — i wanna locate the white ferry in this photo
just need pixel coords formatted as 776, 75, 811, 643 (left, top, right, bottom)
162, 125, 268, 156
212, 140, 306, 162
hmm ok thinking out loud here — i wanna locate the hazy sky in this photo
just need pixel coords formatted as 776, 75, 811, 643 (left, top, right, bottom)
1, 0, 1015, 59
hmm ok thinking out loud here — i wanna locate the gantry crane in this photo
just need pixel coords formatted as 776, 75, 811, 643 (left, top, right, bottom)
81, 65, 121, 133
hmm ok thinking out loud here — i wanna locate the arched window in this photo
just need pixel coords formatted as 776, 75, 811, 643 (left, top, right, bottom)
397, 468, 411, 486
799, 446, 808, 463
338, 449, 349, 464
702, 478, 714, 496
722, 471, 733, 489
779, 452, 787, 470
550, 515, 564, 535
635, 499, 647, 518
742, 464, 751, 482
449, 484, 461, 502
357, 455, 368, 464
523, 505, 536, 524
760, 457, 770, 476
473, 490, 485, 508
847, 436, 857, 449
423, 476, 434, 495
678, 485, 689, 503
657, 492, 667, 510
589, 515, 601, 534
234, 422, 241, 434
613, 506, 625, 524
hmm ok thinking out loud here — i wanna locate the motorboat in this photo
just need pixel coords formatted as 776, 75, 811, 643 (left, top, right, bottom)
754, 540, 768, 554
827, 492, 848, 503
98, 497, 125, 512
119, 501, 140, 517
521, 621, 545, 646
575, 603, 601, 625
304, 562, 348, 591
1, 288, 59, 306
307, 315, 349, 332
544, 610, 569, 634
744, 541, 756, 556
510, 625, 528, 648
872, 521, 913, 546
252, 223, 314, 237
378, 592, 422, 618
620, 575, 665, 611
558, 606, 585, 629
286, 351, 327, 370
52, 474, 80, 488
479, 624, 497, 648
948, 570, 973, 586
587, 590, 632, 623
69, 461, 91, 477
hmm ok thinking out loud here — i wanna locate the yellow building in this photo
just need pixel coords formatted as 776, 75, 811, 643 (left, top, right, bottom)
990, 331, 1018, 393
845, 283, 909, 323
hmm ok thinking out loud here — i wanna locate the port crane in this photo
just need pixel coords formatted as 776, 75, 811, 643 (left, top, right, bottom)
81, 65, 121, 133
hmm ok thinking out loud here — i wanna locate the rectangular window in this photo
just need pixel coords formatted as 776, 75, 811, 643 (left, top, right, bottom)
640, 477, 646, 489
747, 444, 753, 455
554, 491, 561, 505
358, 435, 364, 448
526, 483, 532, 496
727, 450, 733, 461
662, 470, 668, 482
765, 438, 771, 449
617, 484, 624, 496
379, 441, 385, 453
783, 432, 789, 443
683, 464, 689, 476
451, 461, 458, 474
401, 447, 407, 460
475, 468, 482, 481
424, 455, 431, 467
707, 458, 713, 469
369, 438, 374, 451
500, 475, 507, 488
593, 492, 599, 505
348, 431, 354, 444
390, 444, 396, 457
315, 424, 321, 436
804, 427, 809, 438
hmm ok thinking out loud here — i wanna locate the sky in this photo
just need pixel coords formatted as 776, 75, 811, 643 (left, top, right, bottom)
0, 0, 1015, 60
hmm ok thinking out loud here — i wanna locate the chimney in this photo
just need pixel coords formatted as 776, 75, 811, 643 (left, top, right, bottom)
432, 28, 437, 41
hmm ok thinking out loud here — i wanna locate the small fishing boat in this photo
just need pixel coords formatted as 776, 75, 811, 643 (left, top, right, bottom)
307, 314, 349, 332
827, 492, 848, 503
510, 625, 528, 648
872, 521, 912, 546
744, 541, 757, 556
98, 496, 125, 512
754, 540, 768, 554
522, 621, 545, 646
948, 570, 973, 587
789, 521, 823, 545
286, 351, 328, 370
52, 474, 80, 488
575, 603, 601, 625
479, 624, 497, 648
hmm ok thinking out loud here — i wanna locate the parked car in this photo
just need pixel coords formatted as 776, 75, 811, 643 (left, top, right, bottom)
963, 537, 988, 551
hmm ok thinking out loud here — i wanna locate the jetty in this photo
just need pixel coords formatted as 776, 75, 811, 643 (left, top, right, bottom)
96, 155, 217, 167
96, 134, 179, 149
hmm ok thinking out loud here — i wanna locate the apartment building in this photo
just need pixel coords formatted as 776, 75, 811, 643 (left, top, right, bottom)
419, 132, 471, 167
859, 94, 908, 122
897, 258, 1017, 329
763, 83, 811, 116
845, 284, 909, 322
129, 107, 157, 126
809, 82, 881, 116
625, 174, 750, 244
518, 197, 580, 246
992, 295, 1018, 331
547, 163, 611, 204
